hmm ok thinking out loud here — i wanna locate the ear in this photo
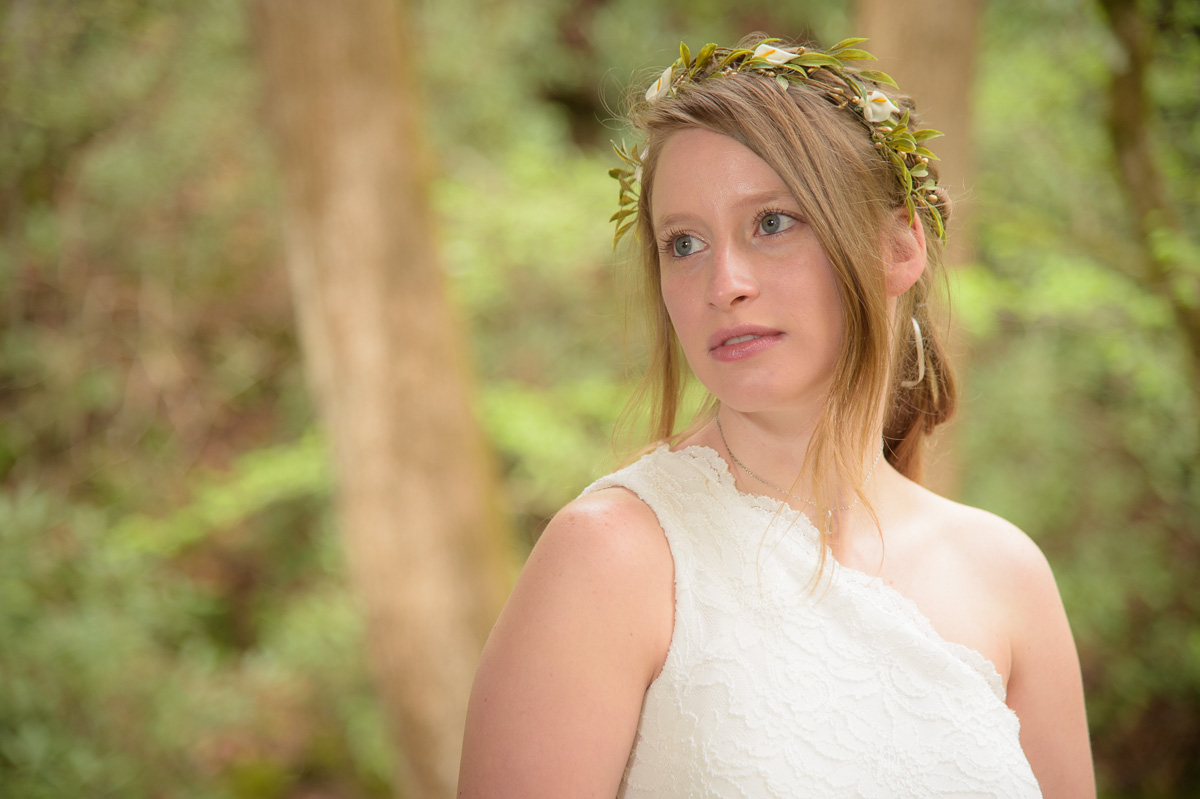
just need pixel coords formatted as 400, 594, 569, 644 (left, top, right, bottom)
884, 207, 927, 298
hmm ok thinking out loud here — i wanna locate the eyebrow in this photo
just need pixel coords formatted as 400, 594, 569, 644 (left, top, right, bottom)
653, 188, 801, 232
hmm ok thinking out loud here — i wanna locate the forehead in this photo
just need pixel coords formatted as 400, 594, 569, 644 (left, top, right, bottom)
650, 128, 796, 227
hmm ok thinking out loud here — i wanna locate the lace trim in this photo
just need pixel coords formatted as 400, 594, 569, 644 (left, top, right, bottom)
661, 443, 1010, 703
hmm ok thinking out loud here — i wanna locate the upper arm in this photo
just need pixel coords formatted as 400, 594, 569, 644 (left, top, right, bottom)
1001, 533, 1096, 798
457, 488, 674, 799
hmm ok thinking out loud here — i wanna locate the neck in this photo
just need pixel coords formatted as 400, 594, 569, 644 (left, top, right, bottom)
708, 405, 883, 511
714, 407, 814, 484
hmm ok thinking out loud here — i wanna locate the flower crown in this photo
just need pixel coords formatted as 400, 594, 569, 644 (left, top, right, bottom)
609, 37, 946, 247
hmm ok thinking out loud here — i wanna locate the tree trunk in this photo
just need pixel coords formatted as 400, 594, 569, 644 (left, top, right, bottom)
856, 0, 983, 269
250, 2, 509, 795
856, 0, 985, 497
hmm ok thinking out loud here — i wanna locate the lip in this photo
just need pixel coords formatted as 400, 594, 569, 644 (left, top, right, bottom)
707, 325, 785, 362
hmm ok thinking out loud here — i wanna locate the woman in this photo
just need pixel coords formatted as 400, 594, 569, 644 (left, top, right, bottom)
458, 35, 1094, 797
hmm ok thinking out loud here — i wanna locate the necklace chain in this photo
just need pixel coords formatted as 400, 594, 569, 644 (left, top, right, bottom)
714, 413, 883, 511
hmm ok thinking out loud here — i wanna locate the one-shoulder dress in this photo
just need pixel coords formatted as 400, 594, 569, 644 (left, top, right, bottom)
581, 445, 1042, 798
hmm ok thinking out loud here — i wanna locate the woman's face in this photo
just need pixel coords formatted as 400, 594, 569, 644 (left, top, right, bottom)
651, 128, 844, 417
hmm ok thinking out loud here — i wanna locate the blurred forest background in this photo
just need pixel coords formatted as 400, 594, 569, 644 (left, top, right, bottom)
2, 0, 1198, 797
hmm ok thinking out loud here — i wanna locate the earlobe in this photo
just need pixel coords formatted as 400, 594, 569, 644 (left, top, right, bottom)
885, 208, 927, 298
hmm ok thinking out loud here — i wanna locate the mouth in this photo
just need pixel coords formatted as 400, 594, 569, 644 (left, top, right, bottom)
707, 326, 783, 352
707, 327, 785, 362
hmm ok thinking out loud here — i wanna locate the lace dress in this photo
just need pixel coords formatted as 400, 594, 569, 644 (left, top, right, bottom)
582, 445, 1041, 799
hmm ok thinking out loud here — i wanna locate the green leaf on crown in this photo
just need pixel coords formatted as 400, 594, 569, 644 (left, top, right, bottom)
717, 48, 754, 69
614, 220, 636, 248
832, 49, 876, 61
829, 37, 869, 52
793, 53, 843, 68
694, 43, 717, 72
857, 69, 898, 88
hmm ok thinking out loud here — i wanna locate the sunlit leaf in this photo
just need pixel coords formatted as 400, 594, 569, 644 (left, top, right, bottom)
793, 53, 842, 68
694, 42, 717, 72
829, 37, 869, 52
613, 219, 636, 248
833, 49, 875, 61
857, 69, 898, 88
718, 48, 753, 69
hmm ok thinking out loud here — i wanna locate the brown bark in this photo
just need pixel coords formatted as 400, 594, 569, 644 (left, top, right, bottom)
856, 0, 984, 269
856, 0, 985, 497
250, 2, 509, 796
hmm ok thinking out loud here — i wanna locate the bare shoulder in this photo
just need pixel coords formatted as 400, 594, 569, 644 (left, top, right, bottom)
540, 486, 673, 570
898, 485, 1095, 796
882, 483, 1056, 630
903, 490, 1066, 671
458, 486, 674, 798
522, 487, 676, 633
921, 490, 1055, 602
495, 484, 676, 685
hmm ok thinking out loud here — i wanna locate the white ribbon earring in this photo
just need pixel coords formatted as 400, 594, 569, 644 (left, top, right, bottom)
900, 317, 926, 389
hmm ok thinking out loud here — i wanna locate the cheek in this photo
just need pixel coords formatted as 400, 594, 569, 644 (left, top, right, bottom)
776, 261, 845, 349
814, 273, 847, 360
813, 267, 844, 326
660, 275, 695, 339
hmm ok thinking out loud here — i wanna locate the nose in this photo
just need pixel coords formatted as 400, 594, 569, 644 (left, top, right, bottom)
705, 242, 759, 308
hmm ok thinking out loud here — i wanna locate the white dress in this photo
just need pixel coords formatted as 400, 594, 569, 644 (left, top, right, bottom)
582, 445, 1042, 799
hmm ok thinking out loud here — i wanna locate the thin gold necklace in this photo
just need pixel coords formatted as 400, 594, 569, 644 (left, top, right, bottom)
714, 412, 883, 511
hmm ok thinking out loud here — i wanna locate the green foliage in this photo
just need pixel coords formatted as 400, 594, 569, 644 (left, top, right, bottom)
109, 433, 331, 560
960, 0, 1200, 791
0, 469, 389, 798
0, 1, 384, 796
480, 378, 629, 541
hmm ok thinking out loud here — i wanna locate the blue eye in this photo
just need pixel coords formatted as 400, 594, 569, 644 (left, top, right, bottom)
758, 212, 795, 235
673, 235, 700, 257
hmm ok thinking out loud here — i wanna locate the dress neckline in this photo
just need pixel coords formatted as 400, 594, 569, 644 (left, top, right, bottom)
657, 442, 1010, 702
671, 442, 817, 524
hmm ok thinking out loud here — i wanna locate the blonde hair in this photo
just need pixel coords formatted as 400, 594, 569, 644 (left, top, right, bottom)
618, 35, 956, 547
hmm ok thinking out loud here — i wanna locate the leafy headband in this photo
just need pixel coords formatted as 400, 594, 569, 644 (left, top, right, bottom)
609, 38, 947, 247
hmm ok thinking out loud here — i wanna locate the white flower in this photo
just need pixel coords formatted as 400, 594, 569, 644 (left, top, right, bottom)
645, 66, 672, 102
863, 90, 900, 122
752, 43, 799, 65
